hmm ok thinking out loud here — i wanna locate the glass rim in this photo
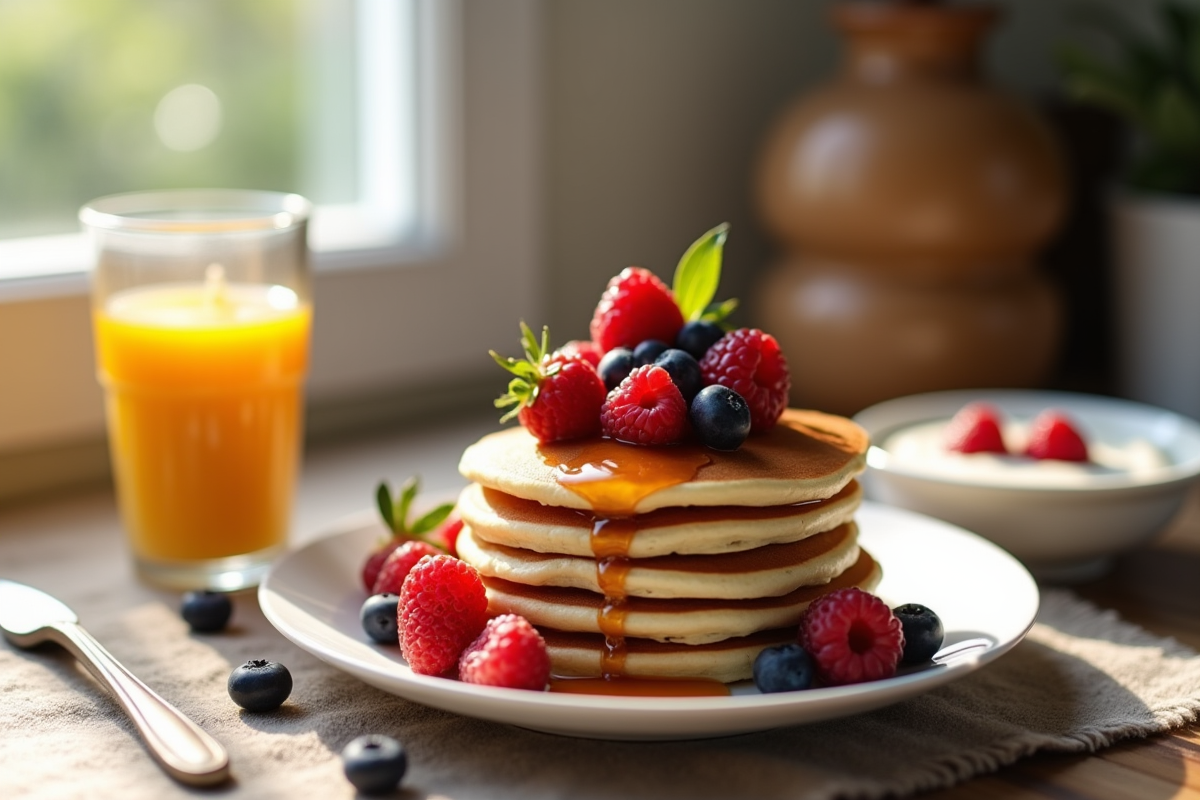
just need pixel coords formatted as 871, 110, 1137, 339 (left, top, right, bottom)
79, 189, 312, 234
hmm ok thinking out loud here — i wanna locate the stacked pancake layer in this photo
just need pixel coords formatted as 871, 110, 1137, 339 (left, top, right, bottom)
456, 408, 877, 683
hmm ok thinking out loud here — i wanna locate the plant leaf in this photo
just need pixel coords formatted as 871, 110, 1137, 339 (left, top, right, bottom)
701, 298, 739, 326
396, 476, 419, 532
375, 482, 395, 534
672, 223, 729, 321
412, 502, 455, 535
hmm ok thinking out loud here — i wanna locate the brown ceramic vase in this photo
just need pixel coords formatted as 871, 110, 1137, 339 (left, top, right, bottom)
755, 1, 1066, 415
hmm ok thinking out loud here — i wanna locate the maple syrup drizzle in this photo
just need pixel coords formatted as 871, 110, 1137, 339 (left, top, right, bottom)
540, 439, 712, 681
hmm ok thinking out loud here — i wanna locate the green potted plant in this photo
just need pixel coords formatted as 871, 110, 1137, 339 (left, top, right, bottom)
1059, 2, 1200, 418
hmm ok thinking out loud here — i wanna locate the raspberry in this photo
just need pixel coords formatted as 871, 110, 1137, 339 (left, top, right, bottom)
458, 614, 551, 690
362, 540, 403, 593
943, 403, 1008, 454
600, 364, 688, 445
699, 328, 790, 433
589, 267, 685, 354
372, 540, 444, 595
1024, 410, 1089, 462
436, 517, 465, 557
398, 555, 489, 676
554, 339, 603, 369
799, 588, 904, 686
493, 324, 607, 444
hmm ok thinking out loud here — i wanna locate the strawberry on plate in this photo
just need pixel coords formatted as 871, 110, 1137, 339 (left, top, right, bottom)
943, 403, 1008, 455
1025, 409, 1089, 462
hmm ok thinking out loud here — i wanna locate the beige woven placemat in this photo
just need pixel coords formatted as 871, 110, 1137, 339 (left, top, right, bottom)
2, 587, 1199, 800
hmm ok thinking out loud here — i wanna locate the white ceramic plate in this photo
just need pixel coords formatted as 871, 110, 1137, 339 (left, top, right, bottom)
259, 502, 1039, 740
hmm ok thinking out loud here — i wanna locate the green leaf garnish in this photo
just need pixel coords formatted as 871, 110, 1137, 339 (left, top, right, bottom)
375, 482, 395, 533
412, 502, 455, 535
672, 223, 730, 322
373, 475, 454, 549
702, 298, 739, 327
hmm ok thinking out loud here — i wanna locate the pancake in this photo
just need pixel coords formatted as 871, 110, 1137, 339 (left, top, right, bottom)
482, 548, 881, 645
457, 521, 861, 600
457, 481, 863, 557
543, 627, 798, 683
458, 408, 869, 515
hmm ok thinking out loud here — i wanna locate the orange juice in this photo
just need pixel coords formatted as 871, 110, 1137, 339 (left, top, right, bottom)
94, 277, 310, 562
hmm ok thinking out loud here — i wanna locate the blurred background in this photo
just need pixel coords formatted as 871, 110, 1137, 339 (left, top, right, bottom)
0, 0, 1176, 502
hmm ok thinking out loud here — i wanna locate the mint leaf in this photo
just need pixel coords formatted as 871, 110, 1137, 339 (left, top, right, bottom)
412, 502, 455, 535
376, 482, 395, 534
672, 223, 729, 321
396, 476, 419, 532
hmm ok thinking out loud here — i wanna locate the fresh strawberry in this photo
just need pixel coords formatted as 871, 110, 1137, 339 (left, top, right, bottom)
943, 403, 1008, 455
436, 517, 465, 557
458, 614, 551, 690
799, 588, 904, 686
398, 555, 489, 676
698, 328, 790, 432
373, 540, 444, 595
361, 477, 455, 592
600, 364, 689, 445
589, 267, 685, 354
554, 340, 603, 369
1024, 410, 1089, 462
492, 323, 606, 443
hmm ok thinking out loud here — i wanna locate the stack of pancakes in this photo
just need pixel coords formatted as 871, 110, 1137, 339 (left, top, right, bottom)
455, 408, 877, 683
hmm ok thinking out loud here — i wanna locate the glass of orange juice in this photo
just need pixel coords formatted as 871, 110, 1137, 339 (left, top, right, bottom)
81, 189, 312, 591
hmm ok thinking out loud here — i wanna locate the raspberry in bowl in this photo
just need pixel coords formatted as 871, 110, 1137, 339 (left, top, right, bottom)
854, 389, 1200, 581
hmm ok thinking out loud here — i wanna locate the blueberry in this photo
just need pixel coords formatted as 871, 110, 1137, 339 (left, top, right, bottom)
180, 590, 232, 633
597, 347, 635, 392
753, 643, 814, 693
689, 385, 751, 451
360, 593, 400, 644
342, 734, 407, 795
227, 659, 292, 711
632, 339, 670, 366
675, 320, 725, 360
653, 348, 704, 403
893, 603, 944, 664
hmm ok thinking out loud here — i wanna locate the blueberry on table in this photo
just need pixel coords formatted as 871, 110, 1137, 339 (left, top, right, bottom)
892, 603, 944, 664
180, 590, 232, 633
675, 320, 725, 361
360, 593, 400, 644
632, 338, 670, 366
689, 384, 751, 451
228, 660, 292, 711
654, 348, 704, 403
597, 347, 636, 392
753, 643, 814, 693
342, 734, 408, 795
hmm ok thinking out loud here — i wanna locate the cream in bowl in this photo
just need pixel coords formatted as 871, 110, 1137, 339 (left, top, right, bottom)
854, 390, 1200, 582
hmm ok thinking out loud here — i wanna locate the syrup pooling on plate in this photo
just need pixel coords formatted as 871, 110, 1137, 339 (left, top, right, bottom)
541, 439, 711, 679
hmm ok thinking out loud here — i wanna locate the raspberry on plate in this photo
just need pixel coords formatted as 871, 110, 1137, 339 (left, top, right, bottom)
943, 402, 1008, 455
492, 323, 607, 443
600, 364, 689, 445
589, 267, 685, 354
398, 555, 489, 676
699, 328, 790, 433
372, 540, 444, 595
1024, 409, 1089, 462
799, 588, 904, 686
361, 540, 403, 593
458, 614, 551, 690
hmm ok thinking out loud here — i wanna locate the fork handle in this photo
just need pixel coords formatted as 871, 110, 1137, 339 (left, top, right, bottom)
46, 621, 230, 786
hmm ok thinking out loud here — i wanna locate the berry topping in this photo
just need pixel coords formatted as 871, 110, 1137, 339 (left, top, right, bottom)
633, 338, 671, 367
180, 590, 233, 633
363, 476, 456, 591
600, 364, 689, 445
799, 588, 904, 686
360, 593, 400, 644
1024, 409, 1089, 462
492, 323, 606, 443
361, 540, 403, 594
597, 347, 636, 392
589, 267, 685, 354
944, 403, 1008, 455
372, 540, 444, 595
554, 339, 602, 368
436, 516, 465, 557
341, 735, 408, 795
398, 555, 489, 676
752, 643, 815, 693
892, 603, 944, 665
653, 348, 704, 403
675, 319, 726, 361
698, 328, 790, 432
689, 384, 751, 451
457, 614, 551, 690
227, 659, 292, 712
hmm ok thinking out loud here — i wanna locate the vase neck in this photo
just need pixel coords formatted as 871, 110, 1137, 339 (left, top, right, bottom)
833, 3, 997, 84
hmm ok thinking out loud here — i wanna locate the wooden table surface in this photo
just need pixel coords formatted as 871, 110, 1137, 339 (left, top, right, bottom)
930, 489, 1200, 800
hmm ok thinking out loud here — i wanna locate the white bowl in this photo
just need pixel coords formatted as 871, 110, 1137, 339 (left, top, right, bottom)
853, 389, 1200, 582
